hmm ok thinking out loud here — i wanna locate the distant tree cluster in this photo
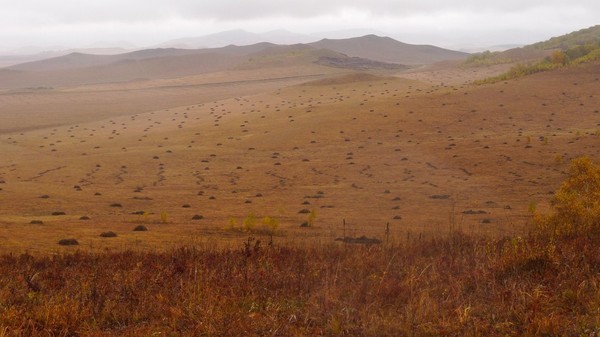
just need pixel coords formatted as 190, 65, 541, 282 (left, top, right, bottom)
464, 50, 511, 65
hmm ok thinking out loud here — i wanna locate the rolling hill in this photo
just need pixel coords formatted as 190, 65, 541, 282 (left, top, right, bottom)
5, 43, 294, 74
0, 52, 247, 89
309, 35, 469, 65
464, 24, 600, 67
528, 24, 600, 50
0, 24, 598, 337
1, 35, 469, 89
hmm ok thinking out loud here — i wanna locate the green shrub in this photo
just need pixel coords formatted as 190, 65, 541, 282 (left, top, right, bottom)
464, 50, 511, 65
476, 42, 600, 84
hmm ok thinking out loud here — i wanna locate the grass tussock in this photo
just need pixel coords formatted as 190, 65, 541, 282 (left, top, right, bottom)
0, 233, 598, 336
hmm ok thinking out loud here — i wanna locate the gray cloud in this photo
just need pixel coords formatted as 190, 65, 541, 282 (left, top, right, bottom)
0, 0, 598, 51
5, 0, 600, 23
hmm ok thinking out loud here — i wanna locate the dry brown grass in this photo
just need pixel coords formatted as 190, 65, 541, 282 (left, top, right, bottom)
1, 48, 599, 336
0, 231, 598, 336
1, 61, 600, 253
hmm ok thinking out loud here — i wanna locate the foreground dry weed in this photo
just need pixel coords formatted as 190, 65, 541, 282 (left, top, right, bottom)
0, 232, 598, 336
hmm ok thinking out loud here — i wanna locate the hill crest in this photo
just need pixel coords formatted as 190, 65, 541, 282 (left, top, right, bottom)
528, 24, 600, 50
309, 35, 469, 65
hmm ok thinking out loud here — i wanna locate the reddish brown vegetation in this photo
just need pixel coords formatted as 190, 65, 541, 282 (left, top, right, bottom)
0, 232, 598, 336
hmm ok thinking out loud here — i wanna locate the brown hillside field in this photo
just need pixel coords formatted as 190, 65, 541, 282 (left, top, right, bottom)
0, 59, 599, 254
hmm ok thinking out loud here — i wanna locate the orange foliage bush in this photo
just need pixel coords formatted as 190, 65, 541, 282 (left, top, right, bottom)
535, 156, 600, 238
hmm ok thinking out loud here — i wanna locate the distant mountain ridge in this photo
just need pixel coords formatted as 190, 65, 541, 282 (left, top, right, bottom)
1, 35, 467, 89
0, 47, 132, 68
6, 43, 279, 72
157, 29, 314, 49
7, 35, 467, 73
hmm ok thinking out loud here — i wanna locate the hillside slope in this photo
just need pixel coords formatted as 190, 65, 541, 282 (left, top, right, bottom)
465, 25, 600, 67
2, 35, 469, 89
0, 42, 405, 89
529, 24, 600, 50
1, 61, 599, 253
310, 35, 469, 65
0, 52, 246, 88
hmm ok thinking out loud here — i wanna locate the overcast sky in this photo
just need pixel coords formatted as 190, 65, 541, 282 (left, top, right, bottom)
1, 0, 598, 53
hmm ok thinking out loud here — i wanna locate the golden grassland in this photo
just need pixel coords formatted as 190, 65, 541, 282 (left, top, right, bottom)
0, 227, 598, 336
0, 54, 599, 335
1, 61, 599, 254
1, 157, 599, 336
